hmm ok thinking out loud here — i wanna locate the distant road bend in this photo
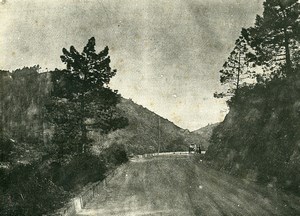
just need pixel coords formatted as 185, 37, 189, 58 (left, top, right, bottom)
76, 154, 300, 216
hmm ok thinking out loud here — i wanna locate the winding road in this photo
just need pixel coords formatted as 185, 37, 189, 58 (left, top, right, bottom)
76, 155, 300, 216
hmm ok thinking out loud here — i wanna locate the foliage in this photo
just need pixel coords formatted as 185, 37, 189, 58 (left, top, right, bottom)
102, 143, 129, 167
0, 66, 49, 144
215, 31, 256, 98
244, 0, 300, 76
46, 37, 128, 155
0, 163, 68, 216
210, 0, 300, 196
207, 70, 300, 196
0, 143, 128, 216
216, 0, 300, 100
49, 154, 107, 191
0, 131, 14, 162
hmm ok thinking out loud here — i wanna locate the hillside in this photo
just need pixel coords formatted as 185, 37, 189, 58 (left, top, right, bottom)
0, 69, 51, 146
191, 123, 219, 150
90, 98, 191, 154
0, 69, 193, 158
205, 73, 300, 196
90, 97, 215, 154
0, 68, 193, 215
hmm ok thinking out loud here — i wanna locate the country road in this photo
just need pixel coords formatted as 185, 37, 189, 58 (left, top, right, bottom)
76, 156, 300, 216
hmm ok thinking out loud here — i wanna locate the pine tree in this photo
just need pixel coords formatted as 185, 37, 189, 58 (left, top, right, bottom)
245, 0, 300, 76
47, 37, 128, 156
214, 32, 256, 98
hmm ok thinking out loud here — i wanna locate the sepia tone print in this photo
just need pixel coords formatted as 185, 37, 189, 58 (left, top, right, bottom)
1, 0, 300, 215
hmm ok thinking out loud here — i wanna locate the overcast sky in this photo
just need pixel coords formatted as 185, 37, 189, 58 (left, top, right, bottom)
0, 0, 264, 130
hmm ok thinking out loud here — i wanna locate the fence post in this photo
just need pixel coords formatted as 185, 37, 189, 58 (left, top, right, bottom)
74, 197, 82, 212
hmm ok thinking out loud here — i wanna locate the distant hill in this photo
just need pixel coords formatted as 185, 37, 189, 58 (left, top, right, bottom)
95, 98, 221, 154
192, 123, 220, 136
91, 98, 190, 155
189, 123, 220, 150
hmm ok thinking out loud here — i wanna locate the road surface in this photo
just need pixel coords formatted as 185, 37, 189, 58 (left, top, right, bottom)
77, 156, 300, 216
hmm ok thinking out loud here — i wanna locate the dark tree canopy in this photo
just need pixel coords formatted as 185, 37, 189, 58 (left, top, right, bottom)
216, 0, 300, 100
47, 37, 128, 156
244, 0, 300, 76
60, 37, 116, 95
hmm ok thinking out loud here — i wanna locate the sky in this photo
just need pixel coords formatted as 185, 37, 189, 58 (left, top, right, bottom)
0, 0, 264, 130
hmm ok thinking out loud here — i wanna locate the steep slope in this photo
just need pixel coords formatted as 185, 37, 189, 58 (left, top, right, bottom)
91, 98, 189, 155
206, 73, 300, 195
1, 69, 190, 157
0, 69, 51, 145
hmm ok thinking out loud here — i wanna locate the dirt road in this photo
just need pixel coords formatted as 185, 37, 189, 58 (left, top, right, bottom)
77, 156, 300, 216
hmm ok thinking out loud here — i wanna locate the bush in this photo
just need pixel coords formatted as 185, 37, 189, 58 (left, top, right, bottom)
103, 143, 128, 166
0, 142, 129, 215
51, 154, 107, 191
0, 163, 68, 216
0, 135, 14, 162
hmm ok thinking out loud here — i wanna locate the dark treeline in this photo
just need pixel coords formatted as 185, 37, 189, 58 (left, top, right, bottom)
208, 0, 300, 196
215, 0, 300, 98
0, 38, 129, 215
0, 66, 50, 145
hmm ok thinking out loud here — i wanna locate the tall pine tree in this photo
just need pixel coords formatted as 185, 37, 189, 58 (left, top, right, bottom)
47, 37, 128, 156
215, 32, 256, 98
244, 0, 300, 76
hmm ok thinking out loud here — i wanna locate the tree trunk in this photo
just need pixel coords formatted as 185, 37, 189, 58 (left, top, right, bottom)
280, 5, 292, 76
79, 93, 87, 154
236, 51, 241, 96
283, 27, 292, 75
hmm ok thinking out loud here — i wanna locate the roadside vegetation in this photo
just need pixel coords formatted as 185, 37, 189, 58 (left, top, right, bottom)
0, 36, 195, 215
208, 0, 300, 196
0, 38, 128, 215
